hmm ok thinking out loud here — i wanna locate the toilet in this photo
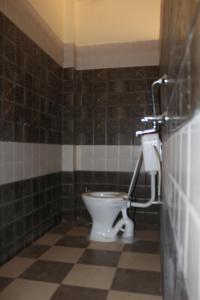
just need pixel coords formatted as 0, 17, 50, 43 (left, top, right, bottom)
82, 191, 134, 242
81, 149, 143, 243
82, 135, 161, 243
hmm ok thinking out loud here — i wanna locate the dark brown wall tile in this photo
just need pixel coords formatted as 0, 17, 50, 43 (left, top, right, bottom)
63, 65, 159, 146
0, 12, 62, 144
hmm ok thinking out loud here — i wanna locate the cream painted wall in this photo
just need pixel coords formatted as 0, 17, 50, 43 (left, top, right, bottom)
28, 0, 75, 43
64, 0, 75, 44
28, 0, 66, 41
75, 0, 161, 46
28, 0, 161, 46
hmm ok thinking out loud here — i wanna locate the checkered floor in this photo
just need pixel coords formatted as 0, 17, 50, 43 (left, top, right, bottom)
0, 223, 162, 300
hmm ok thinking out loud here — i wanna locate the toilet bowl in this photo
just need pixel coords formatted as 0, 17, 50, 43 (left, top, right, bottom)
82, 192, 134, 242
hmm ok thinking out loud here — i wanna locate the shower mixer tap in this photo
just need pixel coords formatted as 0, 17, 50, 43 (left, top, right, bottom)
135, 114, 170, 136
135, 75, 171, 137
135, 114, 169, 137
141, 114, 170, 125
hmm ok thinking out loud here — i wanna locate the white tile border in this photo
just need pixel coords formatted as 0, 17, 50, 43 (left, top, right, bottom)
62, 145, 142, 172
75, 40, 160, 70
0, 142, 62, 185
62, 145, 74, 172
0, 143, 143, 185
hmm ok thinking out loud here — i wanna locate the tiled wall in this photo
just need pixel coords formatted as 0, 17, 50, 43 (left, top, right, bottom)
74, 145, 141, 172
0, 7, 161, 264
61, 66, 161, 226
0, 12, 63, 264
0, 12, 62, 144
160, 0, 200, 299
62, 66, 159, 145
0, 0, 63, 65
162, 116, 200, 300
0, 142, 61, 185
0, 173, 61, 265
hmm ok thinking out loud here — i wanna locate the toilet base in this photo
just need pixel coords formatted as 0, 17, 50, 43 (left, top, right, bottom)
119, 236, 134, 244
89, 223, 118, 243
89, 217, 134, 243
90, 234, 117, 243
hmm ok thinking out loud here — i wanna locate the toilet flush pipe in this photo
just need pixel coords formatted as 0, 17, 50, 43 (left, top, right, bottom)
107, 208, 134, 240
109, 216, 132, 238
131, 171, 156, 208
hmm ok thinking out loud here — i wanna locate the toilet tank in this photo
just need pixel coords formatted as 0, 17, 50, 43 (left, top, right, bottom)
141, 133, 161, 173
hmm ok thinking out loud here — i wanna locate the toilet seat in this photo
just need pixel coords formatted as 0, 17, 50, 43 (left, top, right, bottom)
84, 192, 127, 202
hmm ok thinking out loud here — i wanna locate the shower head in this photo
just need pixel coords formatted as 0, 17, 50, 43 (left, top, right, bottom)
151, 74, 169, 117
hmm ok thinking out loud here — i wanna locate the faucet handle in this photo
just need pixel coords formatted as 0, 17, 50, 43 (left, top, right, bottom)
135, 128, 157, 137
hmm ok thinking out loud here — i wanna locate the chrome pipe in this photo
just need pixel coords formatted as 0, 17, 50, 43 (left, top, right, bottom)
151, 74, 168, 117
141, 114, 170, 124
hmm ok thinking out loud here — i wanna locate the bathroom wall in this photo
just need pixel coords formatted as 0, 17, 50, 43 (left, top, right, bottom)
0, 0, 162, 265
74, 0, 161, 46
0, 0, 160, 69
28, 0, 75, 46
20, 0, 161, 47
160, 0, 200, 299
0, 0, 63, 65
71, 0, 161, 69
62, 65, 161, 228
28, 0, 66, 42
0, 12, 62, 264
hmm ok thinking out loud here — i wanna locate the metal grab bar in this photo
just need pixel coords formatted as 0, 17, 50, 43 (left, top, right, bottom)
124, 150, 162, 208
130, 172, 156, 208
126, 151, 143, 201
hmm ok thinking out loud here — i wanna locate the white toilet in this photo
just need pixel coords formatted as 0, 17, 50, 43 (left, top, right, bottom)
82, 191, 134, 242
82, 133, 161, 243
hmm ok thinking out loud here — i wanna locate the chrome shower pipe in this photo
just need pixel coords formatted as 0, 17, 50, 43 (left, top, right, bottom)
151, 74, 169, 119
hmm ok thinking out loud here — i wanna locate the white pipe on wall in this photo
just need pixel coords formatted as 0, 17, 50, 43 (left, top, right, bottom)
131, 171, 156, 208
